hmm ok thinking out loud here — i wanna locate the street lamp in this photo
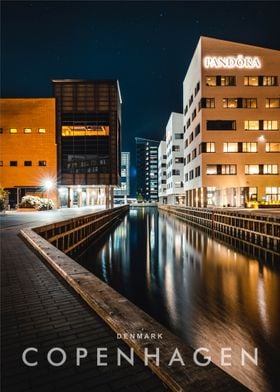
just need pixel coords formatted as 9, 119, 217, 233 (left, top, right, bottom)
43, 179, 53, 199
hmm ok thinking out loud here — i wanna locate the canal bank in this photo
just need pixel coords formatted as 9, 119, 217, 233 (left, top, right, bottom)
15, 207, 247, 392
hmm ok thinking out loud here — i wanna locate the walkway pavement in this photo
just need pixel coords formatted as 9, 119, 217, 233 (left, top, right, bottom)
1, 209, 168, 392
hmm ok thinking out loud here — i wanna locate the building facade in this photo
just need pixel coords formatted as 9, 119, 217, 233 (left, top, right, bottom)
183, 37, 280, 207
0, 98, 57, 207
165, 113, 185, 204
135, 137, 160, 202
158, 141, 167, 203
114, 151, 130, 203
52, 80, 122, 208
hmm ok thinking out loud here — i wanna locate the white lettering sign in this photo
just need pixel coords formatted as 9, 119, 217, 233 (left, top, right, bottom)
203, 55, 261, 69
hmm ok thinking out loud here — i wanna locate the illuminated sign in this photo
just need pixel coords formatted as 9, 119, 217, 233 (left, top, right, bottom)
203, 55, 262, 69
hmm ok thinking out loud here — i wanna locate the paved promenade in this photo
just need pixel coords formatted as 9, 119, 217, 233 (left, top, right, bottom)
1, 208, 167, 392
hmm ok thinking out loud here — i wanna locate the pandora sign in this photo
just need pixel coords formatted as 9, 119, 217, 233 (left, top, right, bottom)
203, 55, 262, 69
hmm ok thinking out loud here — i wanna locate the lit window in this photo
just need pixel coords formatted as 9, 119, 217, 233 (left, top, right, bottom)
10, 161, 17, 166
265, 98, 280, 108
243, 142, 257, 152
263, 120, 278, 130
221, 164, 236, 174
263, 76, 277, 86
244, 76, 259, 86
266, 143, 280, 152
223, 98, 238, 108
242, 98, 257, 108
206, 76, 216, 86
38, 128, 46, 134
24, 128, 32, 134
245, 165, 259, 174
223, 143, 238, 152
38, 160, 47, 166
264, 164, 278, 174
244, 120, 259, 130
24, 161, 32, 166
206, 142, 215, 152
206, 165, 217, 175
9, 128, 17, 134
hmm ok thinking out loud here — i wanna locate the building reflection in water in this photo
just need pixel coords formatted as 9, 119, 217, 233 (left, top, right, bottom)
79, 207, 280, 392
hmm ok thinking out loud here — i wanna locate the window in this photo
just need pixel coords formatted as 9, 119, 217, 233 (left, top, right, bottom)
163, 154, 167, 159
175, 133, 183, 140
0, 161, 3, 166
266, 98, 280, 108
189, 170, 194, 180
38, 128, 46, 133
24, 161, 32, 166
175, 157, 184, 164
194, 81, 200, 96
200, 98, 215, 109
187, 154, 191, 163
243, 142, 257, 152
38, 160, 47, 166
206, 142, 215, 152
195, 166, 200, 177
24, 128, 32, 134
10, 161, 17, 166
223, 143, 238, 152
244, 76, 259, 86
192, 148, 197, 159
266, 187, 280, 201
195, 123, 201, 136
184, 104, 188, 115
172, 169, 180, 176
189, 95, 193, 107
264, 164, 278, 174
206, 76, 235, 86
192, 109, 197, 121
263, 76, 277, 86
0, 128, 3, 134
245, 165, 259, 174
264, 120, 278, 130
172, 145, 180, 152
9, 128, 17, 134
185, 139, 188, 149
206, 165, 217, 175
186, 118, 191, 129
189, 132, 194, 143
242, 98, 257, 108
266, 142, 280, 152
207, 120, 236, 130
221, 164, 236, 174
244, 120, 259, 130
185, 173, 188, 182
223, 98, 238, 108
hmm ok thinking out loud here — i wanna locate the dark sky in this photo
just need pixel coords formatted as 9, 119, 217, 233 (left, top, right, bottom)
2, 0, 280, 192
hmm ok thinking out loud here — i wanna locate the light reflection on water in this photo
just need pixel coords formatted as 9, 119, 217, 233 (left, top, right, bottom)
79, 207, 280, 392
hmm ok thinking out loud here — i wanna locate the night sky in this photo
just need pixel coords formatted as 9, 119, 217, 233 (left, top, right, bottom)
2, 1, 280, 193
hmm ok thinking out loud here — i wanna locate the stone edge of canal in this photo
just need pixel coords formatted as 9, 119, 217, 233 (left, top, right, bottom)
20, 212, 248, 392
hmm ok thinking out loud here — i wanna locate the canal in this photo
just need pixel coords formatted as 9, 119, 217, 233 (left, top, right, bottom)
77, 207, 280, 392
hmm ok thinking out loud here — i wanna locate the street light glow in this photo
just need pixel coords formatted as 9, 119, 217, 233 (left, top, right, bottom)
44, 179, 53, 190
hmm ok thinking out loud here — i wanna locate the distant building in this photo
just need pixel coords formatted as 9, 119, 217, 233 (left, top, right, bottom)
165, 113, 185, 204
135, 137, 160, 202
158, 141, 167, 203
52, 79, 122, 208
0, 98, 57, 207
114, 152, 130, 203
183, 37, 280, 207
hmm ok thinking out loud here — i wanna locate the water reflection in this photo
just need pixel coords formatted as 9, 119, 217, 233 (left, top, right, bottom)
79, 207, 280, 392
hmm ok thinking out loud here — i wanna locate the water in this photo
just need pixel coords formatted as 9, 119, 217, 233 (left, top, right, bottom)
78, 207, 280, 391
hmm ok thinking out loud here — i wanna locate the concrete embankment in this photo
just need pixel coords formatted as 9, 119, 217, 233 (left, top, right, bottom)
158, 204, 280, 261
20, 206, 247, 392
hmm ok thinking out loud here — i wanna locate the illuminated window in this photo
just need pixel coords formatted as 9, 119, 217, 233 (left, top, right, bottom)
24, 128, 32, 134
266, 143, 280, 152
221, 76, 236, 86
221, 164, 236, 174
245, 165, 259, 174
24, 161, 32, 166
206, 76, 217, 86
263, 120, 278, 130
206, 165, 217, 175
244, 120, 259, 130
38, 160, 47, 166
38, 128, 46, 134
9, 128, 17, 134
265, 98, 280, 108
206, 76, 235, 86
244, 76, 259, 86
61, 125, 109, 137
223, 143, 238, 152
243, 142, 257, 152
10, 161, 17, 166
223, 98, 238, 108
206, 142, 215, 152
266, 187, 280, 201
244, 76, 277, 86
264, 164, 278, 174
263, 76, 277, 86
242, 98, 257, 108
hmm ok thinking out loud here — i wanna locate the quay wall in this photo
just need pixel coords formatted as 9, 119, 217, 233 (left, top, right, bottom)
158, 204, 280, 256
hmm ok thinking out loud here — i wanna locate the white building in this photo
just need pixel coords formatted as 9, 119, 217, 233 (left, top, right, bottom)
158, 140, 167, 203
114, 152, 130, 203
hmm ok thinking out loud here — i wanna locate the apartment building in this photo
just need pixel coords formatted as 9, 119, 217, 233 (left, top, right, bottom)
183, 36, 280, 207
0, 98, 57, 207
165, 113, 185, 204
158, 141, 167, 203
114, 152, 130, 203
136, 137, 160, 202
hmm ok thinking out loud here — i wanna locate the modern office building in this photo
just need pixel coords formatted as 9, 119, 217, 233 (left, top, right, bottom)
114, 151, 130, 203
165, 113, 185, 204
0, 98, 57, 207
158, 141, 167, 203
183, 36, 280, 207
135, 137, 160, 202
52, 79, 122, 208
